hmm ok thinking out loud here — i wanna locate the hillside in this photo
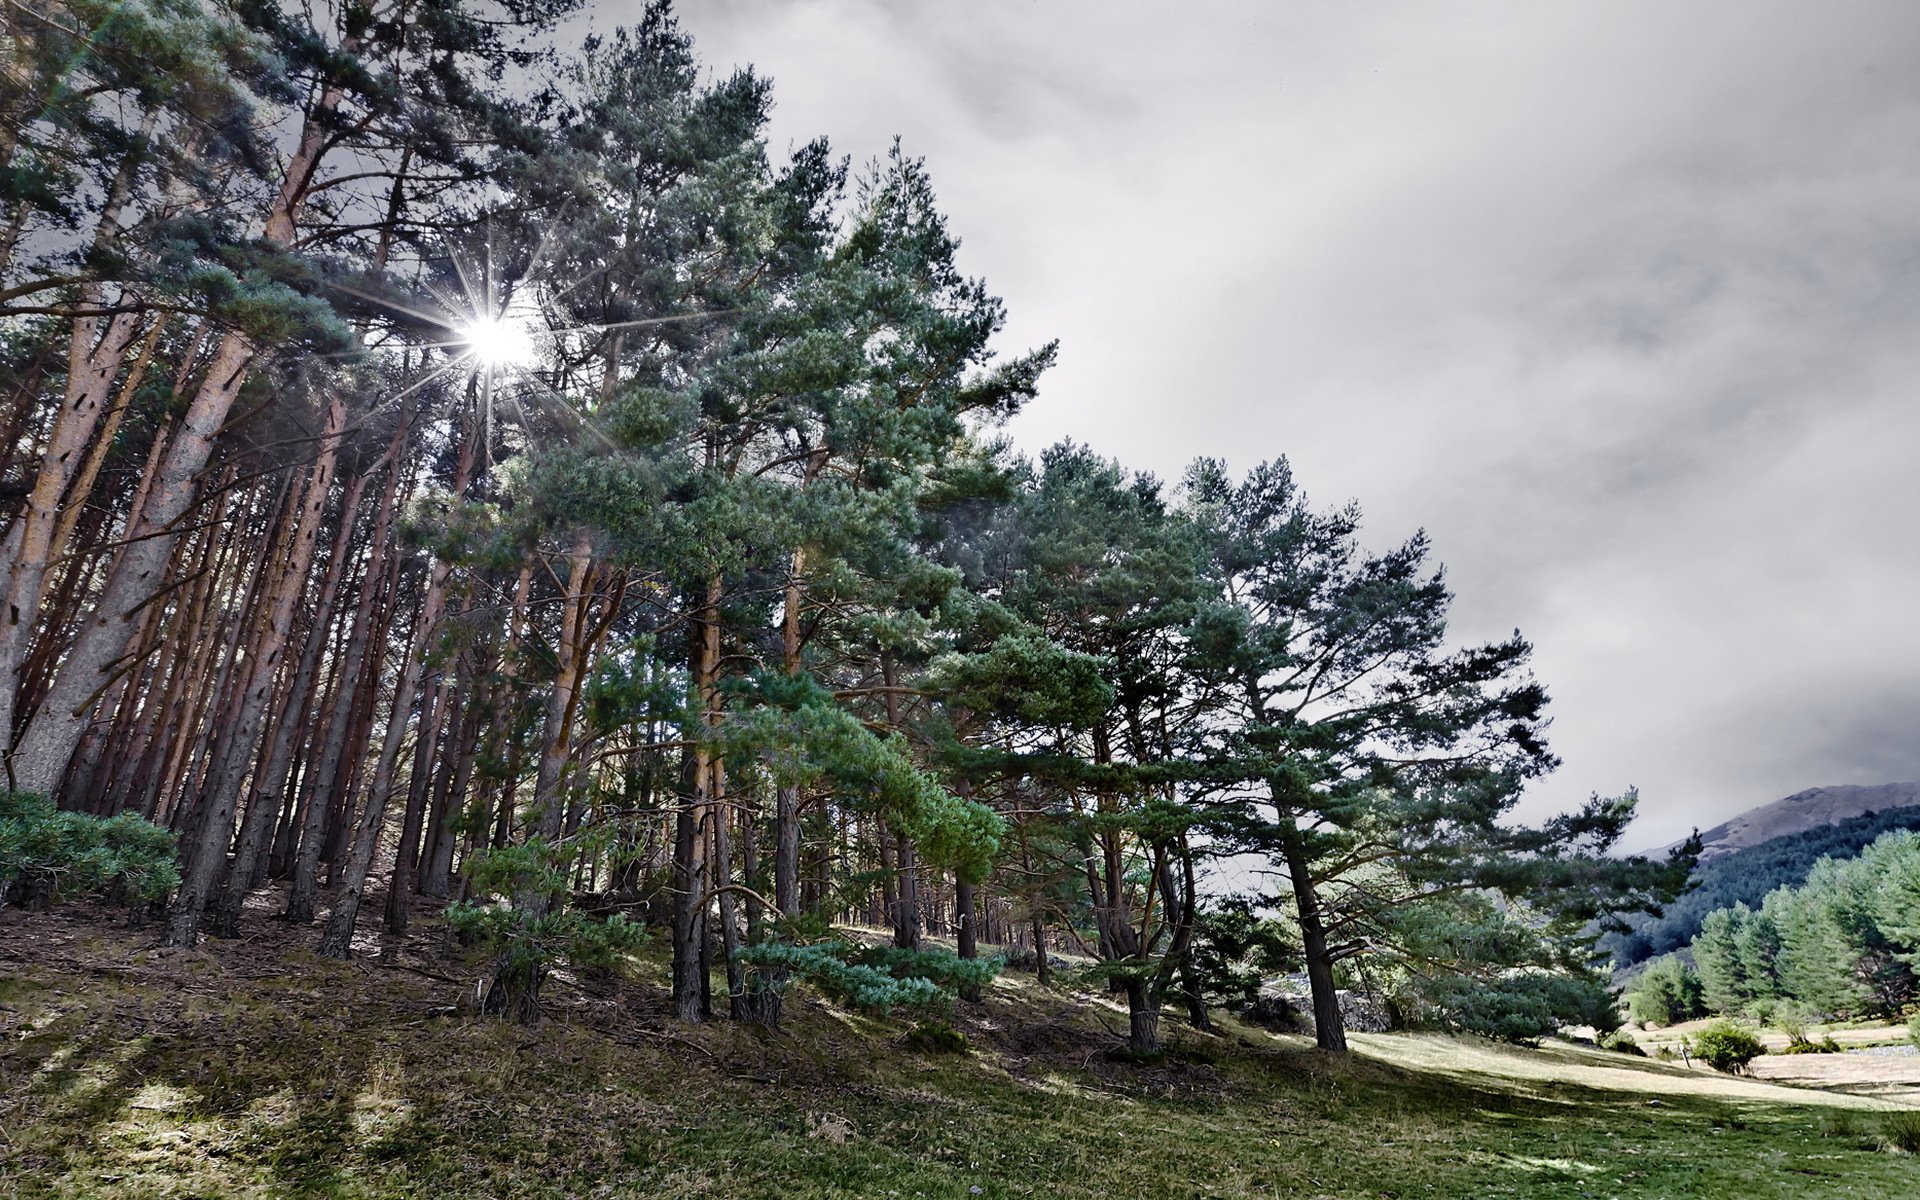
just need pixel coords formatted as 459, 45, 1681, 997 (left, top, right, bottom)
1610, 794, 1920, 967
1671, 783, 1920, 861
4, 902, 1917, 1200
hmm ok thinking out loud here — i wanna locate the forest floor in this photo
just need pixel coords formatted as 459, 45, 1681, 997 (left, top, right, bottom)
3, 897, 1918, 1199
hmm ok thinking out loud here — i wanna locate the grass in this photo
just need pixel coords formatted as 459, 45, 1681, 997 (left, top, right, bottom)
1884, 1110, 1920, 1154
3, 903, 1917, 1199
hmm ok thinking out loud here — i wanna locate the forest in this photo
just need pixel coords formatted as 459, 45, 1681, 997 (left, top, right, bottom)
1604, 806, 1920, 968
0, 0, 1704, 1063
1626, 829, 1920, 1027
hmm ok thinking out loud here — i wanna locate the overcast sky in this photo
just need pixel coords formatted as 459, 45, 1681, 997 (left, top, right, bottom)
658, 1, 1920, 847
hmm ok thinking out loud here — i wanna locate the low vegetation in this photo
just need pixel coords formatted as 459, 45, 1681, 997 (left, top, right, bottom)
1688, 1023, 1767, 1074
1625, 830, 1920, 1030
4, 906, 1918, 1200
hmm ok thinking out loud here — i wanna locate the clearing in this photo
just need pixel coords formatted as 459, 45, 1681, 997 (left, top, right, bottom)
3, 900, 1916, 1199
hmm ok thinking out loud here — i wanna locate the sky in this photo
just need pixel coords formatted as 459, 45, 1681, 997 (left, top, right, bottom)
652, 1, 1920, 848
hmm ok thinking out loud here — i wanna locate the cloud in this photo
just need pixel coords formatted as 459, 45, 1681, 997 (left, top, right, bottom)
669, 0, 1920, 844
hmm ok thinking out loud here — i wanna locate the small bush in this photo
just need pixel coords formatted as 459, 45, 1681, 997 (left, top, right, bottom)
901, 1020, 971, 1054
1623, 955, 1706, 1026
1689, 1022, 1765, 1074
1883, 1110, 1920, 1154
1654, 1044, 1677, 1062
1907, 1012, 1920, 1049
1598, 1030, 1646, 1056
1820, 1110, 1865, 1141
0, 790, 178, 910
447, 840, 651, 1024
1779, 1033, 1843, 1055
734, 940, 1003, 1014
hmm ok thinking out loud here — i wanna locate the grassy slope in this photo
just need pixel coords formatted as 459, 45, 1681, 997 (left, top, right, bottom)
3, 904, 1916, 1200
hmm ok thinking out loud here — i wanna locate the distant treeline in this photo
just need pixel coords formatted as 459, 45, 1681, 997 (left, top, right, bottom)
1605, 807, 1920, 968
1625, 828, 1920, 1024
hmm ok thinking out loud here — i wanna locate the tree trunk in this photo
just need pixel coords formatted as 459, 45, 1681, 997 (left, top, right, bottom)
670, 577, 722, 1021
0, 114, 157, 758
6, 55, 354, 795
318, 519, 451, 958
284, 439, 406, 924
1281, 823, 1347, 1052
955, 875, 981, 1002
1125, 976, 1161, 1055
386, 421, 477, 932
207, 427, 367, 936
166, 398, 343, 945
772, 542, 810, 915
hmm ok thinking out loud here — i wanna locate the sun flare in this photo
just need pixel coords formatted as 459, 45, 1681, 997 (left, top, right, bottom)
461, 312, 540, 370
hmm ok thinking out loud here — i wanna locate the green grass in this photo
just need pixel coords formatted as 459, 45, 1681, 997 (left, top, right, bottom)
2, 915, 1916, 1199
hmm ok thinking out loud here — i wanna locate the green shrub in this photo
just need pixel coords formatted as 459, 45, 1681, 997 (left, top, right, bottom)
0, 790, 178, 910
1883, 1110, 1920, 1154
901, 1020, 971, 1054
1907, 1012, 1920, 1049
1623, 954, 1706, 1026
1598, 1030, 1646, 1056
734, 939, 1002, 1014
446, 840, 650, 1023
1689, 1022, 1765, 1073
1425, 972, 1618, 1044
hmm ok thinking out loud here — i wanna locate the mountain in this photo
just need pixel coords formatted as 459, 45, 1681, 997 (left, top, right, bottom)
1609, 782, 1920, 968
1659, 782, 1920, 861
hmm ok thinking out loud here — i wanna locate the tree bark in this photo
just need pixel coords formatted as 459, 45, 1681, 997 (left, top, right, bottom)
207, 427, 368, 936
284, 437, 406, 924
6, 50, 355, 795
670, 577, 722, 1021
318, 505, 452, 958
1281, 822, 1347, 1052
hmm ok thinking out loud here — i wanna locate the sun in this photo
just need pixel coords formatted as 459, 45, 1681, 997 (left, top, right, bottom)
461, 312, 541, 370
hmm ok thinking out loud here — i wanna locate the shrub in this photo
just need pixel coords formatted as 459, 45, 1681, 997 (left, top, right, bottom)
1883, 1110, 1920, 1154
1425, 972, 1618, 1044
1908, 1012, 1920, 1049
1689, 1022, 1765, 1073
446, 840, 650, 1023
1598, 1030, 1647, 1056
901, 1020, 971, 1054
0, 790, 178, 910
734, 939, 1003, 1014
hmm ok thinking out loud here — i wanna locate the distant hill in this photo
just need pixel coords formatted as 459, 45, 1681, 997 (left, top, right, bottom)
1608, 783, 1920, 968
1658, 783, 1920, 861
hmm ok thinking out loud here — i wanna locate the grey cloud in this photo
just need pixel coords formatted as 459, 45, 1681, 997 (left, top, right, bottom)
668, 0, 1920, 845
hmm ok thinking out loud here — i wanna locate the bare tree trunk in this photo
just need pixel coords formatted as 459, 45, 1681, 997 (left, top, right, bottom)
166, 399, 342, 945
285, 440, 406, 924
318, 506, 453, 958
0, 113, 158, 756
710, 759, 746, 1019
1125, 976, 1161, 1055
6, 57, 355, 794
1281, 822, 1347, 1052
671, 578, 722, 1022
385, 422, 478, 932
773, 545, 808, 915
206, 410, 365, 936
